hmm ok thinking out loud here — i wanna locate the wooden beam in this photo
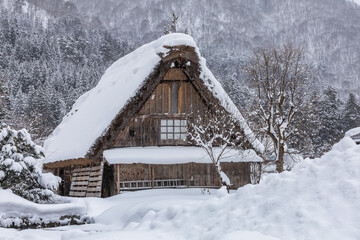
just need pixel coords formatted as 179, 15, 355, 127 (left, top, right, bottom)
186, 163, 190, 188
117, 165, 120, 194
152, 165, 155, 189
44, 158, 94, 169
163, 69, 188, 81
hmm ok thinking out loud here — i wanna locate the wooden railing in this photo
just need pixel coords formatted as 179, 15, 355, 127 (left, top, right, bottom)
119, 179, 187, 190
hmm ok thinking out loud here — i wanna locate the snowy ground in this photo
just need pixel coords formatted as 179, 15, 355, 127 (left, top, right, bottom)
1, 137, 359, 240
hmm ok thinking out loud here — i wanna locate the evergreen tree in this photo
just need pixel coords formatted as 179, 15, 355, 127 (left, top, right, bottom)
0, 74, 10, 123
0, 125, 60, 203
342, 92, 360, 131
317, 86, 343, 152
0, 5, 131, 142
304, 91, 323, 157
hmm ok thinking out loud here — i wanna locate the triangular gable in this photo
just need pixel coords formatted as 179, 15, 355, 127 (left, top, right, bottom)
107, 71, 207, 148
44, 33, 264, 165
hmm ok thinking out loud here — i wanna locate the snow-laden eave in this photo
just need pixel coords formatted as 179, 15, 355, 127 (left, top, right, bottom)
45, 61, 157, 163
85, 61, 163, 159
103, 146, 263, 165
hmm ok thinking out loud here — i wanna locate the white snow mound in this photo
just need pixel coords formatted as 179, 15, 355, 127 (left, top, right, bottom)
89, 137, 360, 240
0, 188, 86, 227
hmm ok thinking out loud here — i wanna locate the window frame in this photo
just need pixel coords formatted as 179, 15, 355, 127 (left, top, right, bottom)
160, 119, 188, 141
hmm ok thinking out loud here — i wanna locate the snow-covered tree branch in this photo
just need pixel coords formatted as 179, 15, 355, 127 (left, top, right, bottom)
187, 109, 245, 191
244, 43, 313, 172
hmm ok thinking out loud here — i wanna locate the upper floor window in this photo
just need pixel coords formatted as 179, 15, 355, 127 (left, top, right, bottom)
160, 119, 187, 140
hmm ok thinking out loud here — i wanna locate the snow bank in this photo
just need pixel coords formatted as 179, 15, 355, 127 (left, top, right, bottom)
86, 137, 359, 240
0, 188, 87, 228
1, 137, 358, 238
1, 135, 359, 239
103, 147, 262, 164
44, 33, 263, 163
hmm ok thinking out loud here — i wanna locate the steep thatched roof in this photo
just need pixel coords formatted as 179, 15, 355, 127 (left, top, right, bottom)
44, 33, 264, 165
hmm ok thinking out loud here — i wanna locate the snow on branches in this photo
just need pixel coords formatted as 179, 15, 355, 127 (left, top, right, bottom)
0, 125, 60, 203
244, 43, 313, 172
187, 109, 245, 190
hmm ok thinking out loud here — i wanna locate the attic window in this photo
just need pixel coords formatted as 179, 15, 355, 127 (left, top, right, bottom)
160, 119, 187, 140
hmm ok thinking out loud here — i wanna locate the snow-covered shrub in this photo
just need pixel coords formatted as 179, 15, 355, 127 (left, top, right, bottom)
0, 125, 60, 203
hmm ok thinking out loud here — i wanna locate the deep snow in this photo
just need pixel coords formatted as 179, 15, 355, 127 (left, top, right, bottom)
1, 137, 359, 240
0, 188, 86, 228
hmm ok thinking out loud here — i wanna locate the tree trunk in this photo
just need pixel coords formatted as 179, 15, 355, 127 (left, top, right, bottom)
217, 165, 223, 187
216, 164, 230, 193
276, 145, 285, 173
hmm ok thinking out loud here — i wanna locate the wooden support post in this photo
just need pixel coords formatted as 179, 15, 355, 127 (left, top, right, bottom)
69, 166, 72, 182
117, 165, 120, 194
151, 165, 155, 189
186, 163, 190, 188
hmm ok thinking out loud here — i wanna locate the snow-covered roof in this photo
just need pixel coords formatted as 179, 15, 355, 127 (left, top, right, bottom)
103, 147, 263, 165
345, 127, 360, 144
44, 33, 264, 164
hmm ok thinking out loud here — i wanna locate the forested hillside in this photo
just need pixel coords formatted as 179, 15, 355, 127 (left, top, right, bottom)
70, 0, 360, 98
0, 0, 131, 140
0, 0, 359, 157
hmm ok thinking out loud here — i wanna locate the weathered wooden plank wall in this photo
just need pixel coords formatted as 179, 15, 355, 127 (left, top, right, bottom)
113, 81, 206, 147
113, 162, 252, 194
68, 164, 103, 198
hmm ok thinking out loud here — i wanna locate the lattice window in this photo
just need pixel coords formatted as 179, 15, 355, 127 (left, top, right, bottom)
160, 119, 187, 140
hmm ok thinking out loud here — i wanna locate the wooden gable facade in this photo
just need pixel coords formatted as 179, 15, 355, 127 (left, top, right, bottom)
114, 70, 205, 147
44, 44, 261, 198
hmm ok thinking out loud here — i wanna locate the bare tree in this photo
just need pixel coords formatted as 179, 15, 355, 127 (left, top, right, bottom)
244, 43, 312, 173
164, 10, 178, 35
187, 109, 245, 191
164, 10, 188, 35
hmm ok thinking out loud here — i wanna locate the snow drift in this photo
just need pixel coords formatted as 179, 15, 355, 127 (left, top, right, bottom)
0, 188, 87, 228
82, 137, 359, 240
1, 137, 358, 239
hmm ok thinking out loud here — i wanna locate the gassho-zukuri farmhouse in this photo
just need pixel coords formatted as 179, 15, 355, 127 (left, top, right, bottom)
43, 33, 265, 197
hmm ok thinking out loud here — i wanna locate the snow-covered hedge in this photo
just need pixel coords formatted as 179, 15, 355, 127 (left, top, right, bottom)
0, 125, 60, 203
0, 188, 89, 229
